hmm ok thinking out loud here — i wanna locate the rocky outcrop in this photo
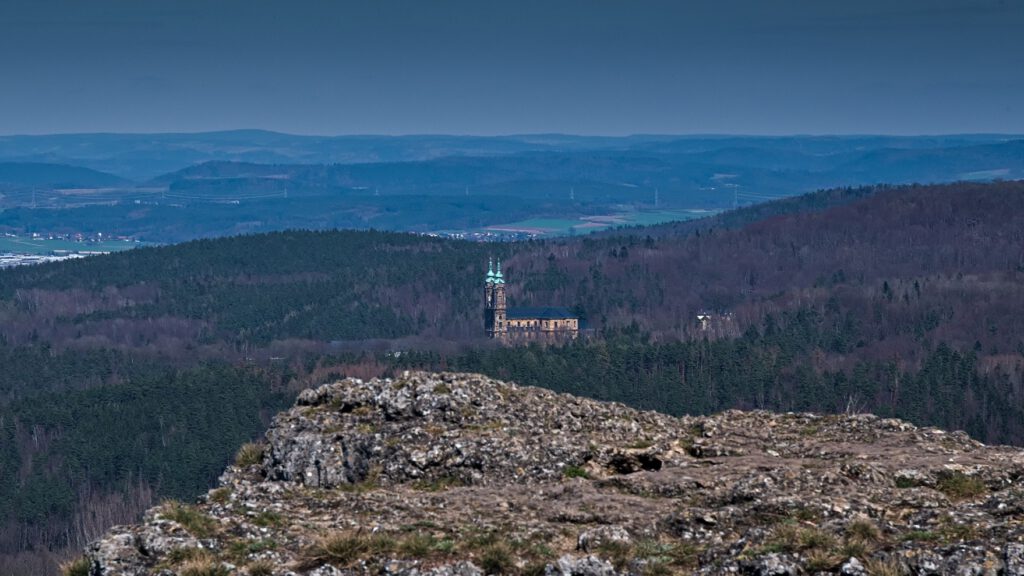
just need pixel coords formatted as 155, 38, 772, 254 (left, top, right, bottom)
82, 372, 1024, 575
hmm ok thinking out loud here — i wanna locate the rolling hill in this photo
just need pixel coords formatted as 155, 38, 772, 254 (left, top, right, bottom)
2, 136, 1024, 244
1, 180, 1024, 574
0, 162, 128, 189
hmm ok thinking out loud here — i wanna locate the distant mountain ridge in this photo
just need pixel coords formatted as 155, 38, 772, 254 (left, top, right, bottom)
0, 162, 128, 189
2, 134, 1024, 244
1, 130, 1021, 181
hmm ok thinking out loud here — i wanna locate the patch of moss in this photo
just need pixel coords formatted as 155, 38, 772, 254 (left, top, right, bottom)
226, 538, 278, 563
563, 465, 589, 479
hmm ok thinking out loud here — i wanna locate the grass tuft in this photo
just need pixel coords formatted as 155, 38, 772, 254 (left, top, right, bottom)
935, 471, 987, 501
252, 510, 284, 528
805, 549, 841, 572
479, 543, 514, 575
163, 547, 213, 566
845, 517, 882, 543
398, 532, 448, 558
60, 557, 91, 576
246, 559, 275, 576
161, 501, 217, 538
235, 443, 265, 468
179, 558, 230, 576
594, 540, 633, 571
761, 523, 838, 556
635, 539, 701, 570
297, 532, 396, 570
208, 487, 231, 504
863, 558, 909, 576
798, 527, 836, 550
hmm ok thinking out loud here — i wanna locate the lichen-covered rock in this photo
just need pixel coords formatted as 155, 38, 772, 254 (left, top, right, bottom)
1006, 543, 1024, 576
576, 525, 631, 553
839, 557, 865, 576
81, 372, 1024, 575
739, 553, 799, 576
546, 555, 617, 576
265, 372, 684, 489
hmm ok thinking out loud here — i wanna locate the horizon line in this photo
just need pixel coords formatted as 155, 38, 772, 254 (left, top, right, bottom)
2, 129, 1023, 139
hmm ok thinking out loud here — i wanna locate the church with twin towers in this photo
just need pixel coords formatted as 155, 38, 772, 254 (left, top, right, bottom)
483, 258, 580, 344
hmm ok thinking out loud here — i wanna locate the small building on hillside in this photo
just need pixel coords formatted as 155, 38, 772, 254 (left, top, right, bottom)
483, 259, 579, 344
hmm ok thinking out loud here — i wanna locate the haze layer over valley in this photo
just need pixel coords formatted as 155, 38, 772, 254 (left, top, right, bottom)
1, 133, 1023, 243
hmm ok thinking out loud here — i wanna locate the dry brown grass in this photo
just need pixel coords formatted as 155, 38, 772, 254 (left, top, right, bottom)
863, 557, 909, 576
234, 443, 265, 468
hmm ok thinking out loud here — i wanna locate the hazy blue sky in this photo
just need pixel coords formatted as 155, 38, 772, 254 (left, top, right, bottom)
2, 0, 1022, 135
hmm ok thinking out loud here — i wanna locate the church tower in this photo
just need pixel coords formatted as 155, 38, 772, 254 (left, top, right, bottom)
484, 258, 495, 309
484, 258, 507, 339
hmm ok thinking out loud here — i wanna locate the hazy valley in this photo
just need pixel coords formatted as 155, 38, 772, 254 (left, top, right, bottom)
2, 133, 1023, 243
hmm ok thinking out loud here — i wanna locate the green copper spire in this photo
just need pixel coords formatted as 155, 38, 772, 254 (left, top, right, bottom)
494, 259, 504, 284
486, 258, 495, 283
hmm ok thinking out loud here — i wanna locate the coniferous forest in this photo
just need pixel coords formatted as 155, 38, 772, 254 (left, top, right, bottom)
1, 180, 1024, 573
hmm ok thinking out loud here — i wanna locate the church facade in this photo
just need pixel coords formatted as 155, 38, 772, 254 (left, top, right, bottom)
484, 259, 579, 344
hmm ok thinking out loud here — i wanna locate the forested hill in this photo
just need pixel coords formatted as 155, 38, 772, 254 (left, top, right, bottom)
2, 180, 1021, 361
0, 162, 128, 189
3, 136, 1024, 243
2, 180, 1024, 574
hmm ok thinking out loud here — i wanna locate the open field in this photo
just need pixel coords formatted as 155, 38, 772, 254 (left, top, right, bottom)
483, 209, 716, 236
0, 236, 142, 255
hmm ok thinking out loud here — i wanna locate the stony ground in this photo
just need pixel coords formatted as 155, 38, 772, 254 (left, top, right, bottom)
79, 372, 1024, 575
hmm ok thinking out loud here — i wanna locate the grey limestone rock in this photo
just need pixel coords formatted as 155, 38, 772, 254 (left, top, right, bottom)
1006, 543, 1024, 576
739, 553, 799, 576
546, 555, 618, 576
80, 372, 1024, 576
839, 557, 866, 576
576, 525, 632, 553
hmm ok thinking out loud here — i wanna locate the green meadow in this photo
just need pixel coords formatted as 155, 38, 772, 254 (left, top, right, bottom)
0, 236, 141, 255
485, 209, 715, 236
